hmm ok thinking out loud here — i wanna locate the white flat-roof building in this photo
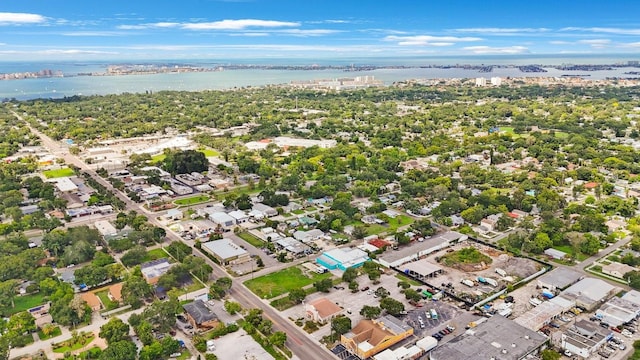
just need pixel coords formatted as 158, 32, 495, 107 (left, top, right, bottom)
228, 210, 249, 224
209, 212, 236, 228
94, 220, 118, 237
560, 277, 618, 311
537, 268, 582, 291
53, 177, 78, 192
202, 239, 250, 265
596, 290, 640, 327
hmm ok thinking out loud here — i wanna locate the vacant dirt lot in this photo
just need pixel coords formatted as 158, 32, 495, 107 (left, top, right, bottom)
423, 240, 542, 303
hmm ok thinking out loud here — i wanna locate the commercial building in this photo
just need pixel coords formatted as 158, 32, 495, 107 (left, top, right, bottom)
209, 212, 236, 228
373, 336, 437, 360
429, 316, 547, 360
561, 320, 610, 358
140, 258, 173, 285
305, 297, 343, 323
596, 291, 640, 327
316, 247, 369, 271
514, 296, 575, 331
377, 231, 464, 268
228, 210, 249, 224
537, 268, 582, 291
560, 277, 617, 311
341, 315, 414, 359
201, 239, 250, 265
400, 259, 444, 280
52, 177, 78, 193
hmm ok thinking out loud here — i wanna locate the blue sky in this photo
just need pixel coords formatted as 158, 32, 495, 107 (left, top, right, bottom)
2, 0, 640, 61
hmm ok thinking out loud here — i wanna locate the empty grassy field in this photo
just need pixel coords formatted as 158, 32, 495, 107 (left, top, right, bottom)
244, 266, 332, 299
237, 232, 266, 248
43, 167, 75, 178
175, 195, 210, 206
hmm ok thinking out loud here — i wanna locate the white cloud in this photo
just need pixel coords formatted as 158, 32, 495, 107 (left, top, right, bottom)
454, 27, 549, 34
0, 12, 46, 25
61, 31, 129, 37
39, 49, 117, 55
619, 42, 640, 48
561, 27, 640, 36
463, 46, 529, 54
229, 32, 269, 37
385, 35, 481, 46
182, 19, 299, 30
276, 29, 341, 36
577, 39, 611, 49
549, 40, 571, 45
153, 22, 181, 28
578, 39, 611, 45
117, 24, 148, 30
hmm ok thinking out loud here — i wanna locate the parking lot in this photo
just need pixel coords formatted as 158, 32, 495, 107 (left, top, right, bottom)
207, 328, 275, 360
404, 299, 480, 339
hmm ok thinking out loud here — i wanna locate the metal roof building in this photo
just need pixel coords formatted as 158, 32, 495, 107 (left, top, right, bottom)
430, 316, 547, 360
537, 268, 582, 291
202, 239, 250, 265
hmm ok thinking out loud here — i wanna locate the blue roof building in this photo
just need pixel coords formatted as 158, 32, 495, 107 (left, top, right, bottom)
316, 248, 369, 271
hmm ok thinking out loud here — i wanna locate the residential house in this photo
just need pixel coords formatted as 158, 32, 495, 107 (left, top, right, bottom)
182, 300, 219, 330
81, 292, 102, 312
140, 259, 173, 285
108, 283, 123, 303
480, 214, 501, 232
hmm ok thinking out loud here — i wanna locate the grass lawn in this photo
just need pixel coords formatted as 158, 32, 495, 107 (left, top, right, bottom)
37, 326, 62, 340
53, 335, 95, 353
175, 195, 211, 206
79, 347, 102, 359
150, 154, 166, 164
552, 245, 589, 261
292, 209, 305, 215
95, 290, 119, 311
43, 167, 74, 179
499, 126, 515, 134
140, 247, 169, 263
237, 232, 266, 248
555, 131, 569, 139
395, 273, 422, 286
176, 351, 191, 360
387, 215, 414, 232
364, 223, 388, 236
4, 293, 46, 316
245, 266, 333, 299
176, 280, 205, 296
198, 148, 219, 157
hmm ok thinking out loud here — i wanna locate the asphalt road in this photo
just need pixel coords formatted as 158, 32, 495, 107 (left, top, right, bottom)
16, 111, 336, 360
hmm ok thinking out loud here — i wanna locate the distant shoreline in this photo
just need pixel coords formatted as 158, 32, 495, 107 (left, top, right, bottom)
1, 61, 639, 81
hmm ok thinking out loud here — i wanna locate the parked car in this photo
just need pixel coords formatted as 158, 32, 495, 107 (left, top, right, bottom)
612, 327, 621, 333
360, 286, 370, 292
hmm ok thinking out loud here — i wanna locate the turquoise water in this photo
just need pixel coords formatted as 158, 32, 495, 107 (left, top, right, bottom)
1, 55, 639, 100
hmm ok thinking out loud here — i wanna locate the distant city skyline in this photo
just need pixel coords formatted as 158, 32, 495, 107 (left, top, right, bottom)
2, 0, 640, 61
